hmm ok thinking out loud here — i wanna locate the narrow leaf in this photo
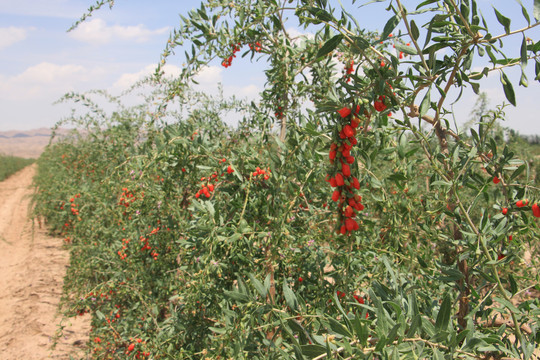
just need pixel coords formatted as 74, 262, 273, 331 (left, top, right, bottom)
328, 317, 353, 338
410, 19, 420, 41
435, 295, 451, 331
317, 34, 343, 59
248, 273, 267, 298
283, 281, 298, 311
500, 71, 516, 106
419, 89, 431, 118
518, 0, 531, 24
395, 41, 417, 55
382, 14, 401, 40
301, 344, 327, 357
493, 7, 511, 34
520, 35, 528, 68
534, 0, 540, 21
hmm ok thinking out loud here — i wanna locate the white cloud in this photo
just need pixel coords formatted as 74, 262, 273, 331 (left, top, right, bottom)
112, 64, 182, 89
286, 27, 314, 41
0, 62, 106, 100
194, 65, 223, 84
0, 27, 29, 50
69, 19, 169, 45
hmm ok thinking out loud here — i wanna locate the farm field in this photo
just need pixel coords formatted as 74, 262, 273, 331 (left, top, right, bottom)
5, 0, 540, 359
0, 165, 90, 359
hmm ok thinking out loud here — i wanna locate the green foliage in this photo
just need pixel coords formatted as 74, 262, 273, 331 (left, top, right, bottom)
33, 0, 540, 359
0, 154, 34, 181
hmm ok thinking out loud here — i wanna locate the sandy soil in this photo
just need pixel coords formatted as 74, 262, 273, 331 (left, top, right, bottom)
0, 165, 90, 359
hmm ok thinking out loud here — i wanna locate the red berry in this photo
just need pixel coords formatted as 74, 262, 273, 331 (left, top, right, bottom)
345, 217, 358, 231
352, 177, 360, 190
298, 277, 303, 283
227, 165, 234, 174
493, 176, 500, 184
516, 199, 529, 208
353, 295, 364, 304
343, 124, 354, 138
337, 107, 351, 118
532, 203, 540, 218
128, 344, 135, 352
332, 190, 341, 202
341, 163, 351, 177
335, 173, 345, 186
502, 207, 508, 215
329, 150, 337, 161
344, 205, 354, 218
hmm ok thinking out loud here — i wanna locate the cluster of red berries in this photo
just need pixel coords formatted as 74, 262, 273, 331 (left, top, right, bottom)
327, 106, 365, 235
373, 95, 387, 112
502, 199, 540, 218
251, 166, 271, 180
69, 194, 81, 215
333, 291, 369, 318
117, 238, 130, 260
343, 59, 354, 83
494, 174, 540, 216
195, 182, 216, 199
118, 188, 138, 208
248, 41, 262, 52
126, 338, 149, 357
194, 159, 237, 198
221, 43, 241, 68
222, 41, 263, 68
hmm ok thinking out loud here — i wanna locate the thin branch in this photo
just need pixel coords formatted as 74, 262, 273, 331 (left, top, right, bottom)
480, 21, 540, 43
395, 0, 430, 73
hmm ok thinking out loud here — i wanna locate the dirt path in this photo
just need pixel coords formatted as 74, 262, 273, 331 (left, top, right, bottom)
0, 165, 90, 359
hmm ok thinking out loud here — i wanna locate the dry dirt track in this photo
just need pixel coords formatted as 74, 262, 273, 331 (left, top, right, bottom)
0, 165, 90, 359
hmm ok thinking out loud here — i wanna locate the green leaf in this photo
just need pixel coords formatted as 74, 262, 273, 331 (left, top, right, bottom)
521, 35, 528, 69
534, 0, 540, 21
209, 326, 227, 334
435, 295, 451, 331
283, 281, 298, 311
508, 274, 518, 295
224, 290, 250, 303
510, 164, 526, 181
419, 89, 431, 118
493, 297, 520, 313
395, 41, 417, 55
300, 344, 327, 357
431, 180, 452, 187
382, 14, 401, 40
353, 312, 369, 345
410, 19, 420, 41
493, 7, 511, 34
439, 266, 464, 282
306, 6, 333, 22
407, 314, 422, 337
500, 71, 516, 106
328, 317, 353, 338
248, 273, 267, 298
518, 0, 531, 25
317, 34, 343, 59
352, 36, 370, 51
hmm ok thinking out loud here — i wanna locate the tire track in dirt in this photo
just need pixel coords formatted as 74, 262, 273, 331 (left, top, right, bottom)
0, 165, 90, 359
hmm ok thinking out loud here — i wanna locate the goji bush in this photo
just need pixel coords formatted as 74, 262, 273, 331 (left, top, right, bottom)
33, 0, 540, 359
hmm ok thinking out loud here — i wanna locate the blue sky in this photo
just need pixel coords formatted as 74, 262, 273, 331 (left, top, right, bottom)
0, 0, 539, 134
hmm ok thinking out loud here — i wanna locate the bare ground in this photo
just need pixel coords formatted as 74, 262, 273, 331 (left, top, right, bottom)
0, 165, 90, 359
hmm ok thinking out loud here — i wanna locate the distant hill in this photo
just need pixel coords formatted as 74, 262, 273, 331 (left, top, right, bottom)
0, 128, 69, 158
